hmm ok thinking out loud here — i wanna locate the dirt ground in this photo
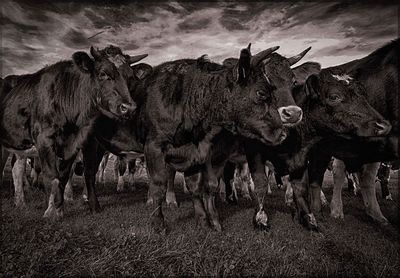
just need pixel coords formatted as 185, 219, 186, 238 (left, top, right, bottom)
1, 156, 399, 277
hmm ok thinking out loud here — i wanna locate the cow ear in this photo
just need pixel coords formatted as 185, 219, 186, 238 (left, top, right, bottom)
305, 74, 320, 100
131, 63, 153, 80
72, 52, 94, 73
237, 45, 251, 85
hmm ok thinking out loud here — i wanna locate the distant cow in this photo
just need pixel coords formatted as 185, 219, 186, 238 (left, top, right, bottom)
0, 47, 137, 219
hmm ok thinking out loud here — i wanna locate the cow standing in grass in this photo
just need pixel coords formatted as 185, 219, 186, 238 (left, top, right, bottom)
0, 47, 136, 218
306, 39, 398, 224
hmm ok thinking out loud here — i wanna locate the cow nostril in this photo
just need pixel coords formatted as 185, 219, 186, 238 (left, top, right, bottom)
119, 104, 129, 114
375, 121, 391, 135
282, 109, 291, 118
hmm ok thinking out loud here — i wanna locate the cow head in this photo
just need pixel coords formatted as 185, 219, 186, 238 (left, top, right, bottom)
303, 70, 391, 137
94, 45, 152, 103
72, 47, 136, 119
226, 44, 315, 145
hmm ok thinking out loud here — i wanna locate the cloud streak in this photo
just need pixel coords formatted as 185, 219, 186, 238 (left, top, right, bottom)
1, 1, 398, 76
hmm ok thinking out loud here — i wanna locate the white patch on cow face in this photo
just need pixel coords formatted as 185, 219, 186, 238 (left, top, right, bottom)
332, 74, 353, 84
107, 54, 127, 67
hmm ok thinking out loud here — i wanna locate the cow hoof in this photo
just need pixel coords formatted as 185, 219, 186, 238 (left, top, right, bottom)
366, 211, 389, 225
151, 217, 168, 234
43, 206, 64, 220
211, 220, 222, 232
166, 192, 178, 208
146, 197, 154, 206
385, 194, 393, 201
243, 194, 252, 201
82, 194, 89, 202
14, 199, 27, 208
267, 189, 272, 195
253, 206, 269, 230
330, 210, 344, 219
301, 213, 318, 231
277, 184, 283, 190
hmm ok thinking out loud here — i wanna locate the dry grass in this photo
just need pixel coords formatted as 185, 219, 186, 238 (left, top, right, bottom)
1, 157, 400, 277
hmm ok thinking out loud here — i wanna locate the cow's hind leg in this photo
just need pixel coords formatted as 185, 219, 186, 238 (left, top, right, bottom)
202, 162, 222, 232
145, 140, 169, 233
127, 158, 137, 191
360, 163, 388, 224
185, 172, 208, 229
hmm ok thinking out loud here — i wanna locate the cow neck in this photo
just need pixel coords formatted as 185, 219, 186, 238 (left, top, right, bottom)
184, 70, 234, 131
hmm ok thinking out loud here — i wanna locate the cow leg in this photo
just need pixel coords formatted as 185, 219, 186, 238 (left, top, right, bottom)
202, 159, 222, 232
308, 152, 331, 218
290, 168, 318, 230
378, 163, 392, 200
96, 153, 109, 185
0, 146, 9, 187
241, 162, 254, 200
283, 175, 293, 206
12, 155, 27, 207
359, 163, 388, 224
265, 167, 273, 195
42, 153, 75, 220
184, 172, 208, 229
116, 157, 126, 192
31, 158, 43, 190
247, 153, 269, 229
330, 159, 346, 219
127, 158, 137, 191
166, 168, 178, 207
351, 173, 360, 196
223, 161, 237, 203
144, 140, 169, 233
82, 141, 104, 212
63, 165, 74, 202
275, 173, 283, 190
320, 190, 328, 207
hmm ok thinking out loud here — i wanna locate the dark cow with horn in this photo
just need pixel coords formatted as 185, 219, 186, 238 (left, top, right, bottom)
80, 44, 313, 232
169, 58, 391, 230
307, 39, 399, 224
0, 47, 142, 218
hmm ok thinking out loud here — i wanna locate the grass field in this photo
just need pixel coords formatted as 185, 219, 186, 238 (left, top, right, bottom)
1, 156, 400, 277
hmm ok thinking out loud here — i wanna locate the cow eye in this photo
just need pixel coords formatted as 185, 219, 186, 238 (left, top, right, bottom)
292, 80, 298, 87
328, 94, 340, 102
256, 90, 268, 99
99, 72, 111, 80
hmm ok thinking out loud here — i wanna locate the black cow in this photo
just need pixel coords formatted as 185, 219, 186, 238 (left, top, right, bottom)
170, 65, 391, 230
307, 39, 398, 225
0, 47, 138, 219
81, 44, 315, 232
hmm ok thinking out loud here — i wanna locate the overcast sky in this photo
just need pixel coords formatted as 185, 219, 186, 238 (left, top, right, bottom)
1, 1, 398, 76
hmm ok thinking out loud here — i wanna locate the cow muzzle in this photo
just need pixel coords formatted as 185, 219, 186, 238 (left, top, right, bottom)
374, 120, 392, 136
278, 105, 303, 127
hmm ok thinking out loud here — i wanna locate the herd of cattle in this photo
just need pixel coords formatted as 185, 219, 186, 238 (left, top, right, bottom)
0, 39, 398, 233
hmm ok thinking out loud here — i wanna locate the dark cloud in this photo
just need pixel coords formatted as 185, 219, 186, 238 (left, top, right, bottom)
62, 29, 90, 48
177, 17, 212, 32
2, 1, 398, 75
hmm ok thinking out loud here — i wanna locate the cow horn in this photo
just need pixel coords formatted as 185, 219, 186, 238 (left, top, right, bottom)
288, 47, 311, 66
127, 54, 148, 65
90, 46, 102, 60
250, 46, 280, 67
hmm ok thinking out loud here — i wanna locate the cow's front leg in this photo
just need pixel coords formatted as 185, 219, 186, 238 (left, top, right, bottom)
359, 162, 388, 224
184, 172, 208, 229
247, 153, 269, 229
145, 140, 169, 233
82, 140, 104, 212
41, 153, 75, 220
